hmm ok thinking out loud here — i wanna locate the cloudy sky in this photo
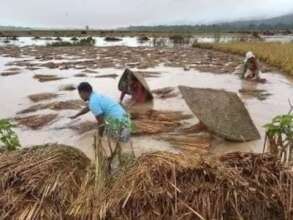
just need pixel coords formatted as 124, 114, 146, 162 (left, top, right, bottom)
1, 0, 293, 28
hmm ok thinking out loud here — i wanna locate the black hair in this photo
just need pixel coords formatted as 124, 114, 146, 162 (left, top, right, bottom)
78, 82, 93, 93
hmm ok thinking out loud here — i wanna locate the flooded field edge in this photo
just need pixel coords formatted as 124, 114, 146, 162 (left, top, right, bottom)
0, 43, 292, 159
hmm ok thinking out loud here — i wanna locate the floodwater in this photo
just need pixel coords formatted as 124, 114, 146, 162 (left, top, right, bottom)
0, 34, 293, 47
0, 52, 292, 159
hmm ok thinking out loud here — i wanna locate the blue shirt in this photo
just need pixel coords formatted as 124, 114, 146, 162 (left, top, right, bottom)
88, 92, 126, 120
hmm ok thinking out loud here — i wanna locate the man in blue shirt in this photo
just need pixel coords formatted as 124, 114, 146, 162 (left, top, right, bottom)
70, 82, 131, 142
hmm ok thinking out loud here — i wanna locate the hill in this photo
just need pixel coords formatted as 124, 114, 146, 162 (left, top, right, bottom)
123, 13, 293, 33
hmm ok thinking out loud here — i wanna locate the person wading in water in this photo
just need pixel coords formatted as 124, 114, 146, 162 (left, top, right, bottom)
70, 82, 133, 171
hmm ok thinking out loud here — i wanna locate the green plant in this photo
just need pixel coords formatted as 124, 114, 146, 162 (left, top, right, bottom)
264, 104, 293, 163
265, 114, 293, 138
0, 119, 21, 151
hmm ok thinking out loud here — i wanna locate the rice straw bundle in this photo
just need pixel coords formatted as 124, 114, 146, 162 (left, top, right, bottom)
28, 93, 58, 103
18, 100, 84, 114
1, 145, 293, 219
15, 114, 57, 129
162, 134, 211, 154
130, 109, 192, 135
98, 151, 292, 220
0, 144, 90, 220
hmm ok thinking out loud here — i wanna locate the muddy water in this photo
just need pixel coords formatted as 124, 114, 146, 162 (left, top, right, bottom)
0, 55, 293, 159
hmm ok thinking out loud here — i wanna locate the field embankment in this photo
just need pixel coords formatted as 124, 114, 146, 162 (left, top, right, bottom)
194, 42, 293, 75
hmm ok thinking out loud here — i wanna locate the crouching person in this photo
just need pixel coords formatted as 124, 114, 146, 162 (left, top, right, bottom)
241, 51, 266, 83
70, 82, 132, 170
119, 69, 153, 105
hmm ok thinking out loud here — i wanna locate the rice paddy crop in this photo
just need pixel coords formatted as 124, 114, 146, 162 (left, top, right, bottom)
194, 42, 293, 75
1, 144, 293, 219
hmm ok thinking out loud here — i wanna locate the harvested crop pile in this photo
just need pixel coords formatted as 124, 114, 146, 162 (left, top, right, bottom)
153, 87, 175, 95
239, 89, 272, 101
219, 152, 293, 220
28, 92, 58, 102
15, 114, 57, 129
152, 87, 179, 99
1, 71, 20, 76
59, 84, 76, 91
95, 74, 119, 79
98, 152, 292, 220
46, 100, 85, 111
66, 109, 191, 136
131, 109, 192, 121
68, 166, 100, 219
0, 144, 90, 220
74, 73, 87, 77
130, 109, 192, 135
82, 69, 98, 74
177, 123, 209, 134
69, 121, 97, 134
133, 120, 181, 135
162, 134, 211, 154
0, 145, 292, 220
18, 100, 84, 114
5, 67, 21, 72
135, 71, 161, 78
1, 67, 22, 76
33, 74, 64, 82
2, 44, 241, 72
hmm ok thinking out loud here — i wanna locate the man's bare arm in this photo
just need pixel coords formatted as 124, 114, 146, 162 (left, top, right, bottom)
70, 106, 90, 119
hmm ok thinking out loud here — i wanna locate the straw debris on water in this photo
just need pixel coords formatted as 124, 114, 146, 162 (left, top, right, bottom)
18, 99, 85, 114
28, 93, 58, 103
130, 109, 192, 135
33, 74, 64, 82
15, 114, 58, 129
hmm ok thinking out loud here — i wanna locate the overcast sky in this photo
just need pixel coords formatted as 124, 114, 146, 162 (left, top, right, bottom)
1, 0, 293, 28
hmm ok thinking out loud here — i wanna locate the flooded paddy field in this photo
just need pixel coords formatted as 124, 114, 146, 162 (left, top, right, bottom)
1, 33, 293, 48
0, 43, 292, 159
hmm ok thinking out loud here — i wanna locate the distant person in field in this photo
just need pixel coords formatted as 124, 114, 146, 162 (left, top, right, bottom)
70, 82, 131, 142
118, 69, 153, 105
241, 51, 266, 83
